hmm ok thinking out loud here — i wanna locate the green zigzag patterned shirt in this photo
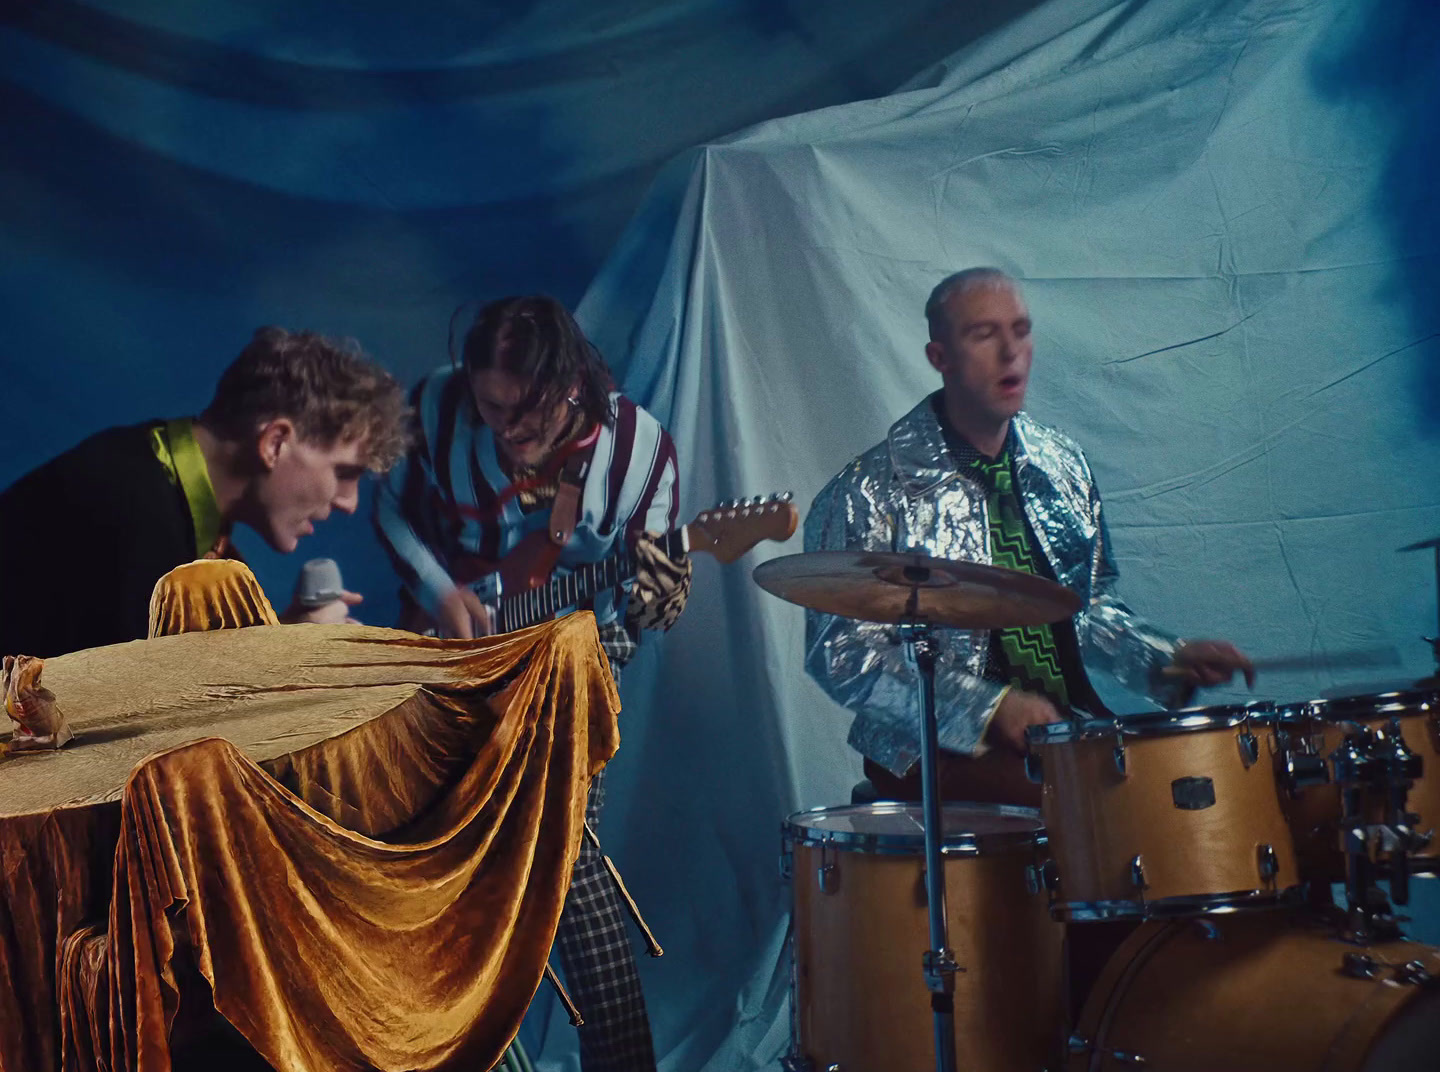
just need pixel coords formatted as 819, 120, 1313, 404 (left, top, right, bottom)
971, 446, 1070, 709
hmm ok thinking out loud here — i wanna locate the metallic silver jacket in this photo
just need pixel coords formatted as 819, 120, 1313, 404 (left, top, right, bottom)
804, 395, 1179, 776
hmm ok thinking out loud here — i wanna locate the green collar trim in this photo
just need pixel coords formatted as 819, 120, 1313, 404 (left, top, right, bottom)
151, 418, 223, 557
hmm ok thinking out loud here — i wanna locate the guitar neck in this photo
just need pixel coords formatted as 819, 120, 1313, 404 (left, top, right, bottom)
496, 528, 689, 633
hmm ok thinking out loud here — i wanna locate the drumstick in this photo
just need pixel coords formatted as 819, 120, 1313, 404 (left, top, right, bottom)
1160, 647, 1399, 677
584, 821, 664, 957
544, 963, 584, 1026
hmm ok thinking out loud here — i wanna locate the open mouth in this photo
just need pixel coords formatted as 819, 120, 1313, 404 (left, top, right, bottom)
998, 374, 1025, 392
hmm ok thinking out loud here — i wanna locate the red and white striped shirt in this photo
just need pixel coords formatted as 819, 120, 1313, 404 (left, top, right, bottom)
374, 367, 679, 630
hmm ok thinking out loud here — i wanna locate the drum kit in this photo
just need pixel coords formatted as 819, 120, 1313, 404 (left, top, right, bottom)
754, 543, 1440, 1072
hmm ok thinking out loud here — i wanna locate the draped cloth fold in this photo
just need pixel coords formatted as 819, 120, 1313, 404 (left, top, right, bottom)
0, 616, 619, 1072
146, 560, 279, 637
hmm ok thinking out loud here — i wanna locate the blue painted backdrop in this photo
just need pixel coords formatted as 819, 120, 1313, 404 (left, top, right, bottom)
3, 1, 1439, 1069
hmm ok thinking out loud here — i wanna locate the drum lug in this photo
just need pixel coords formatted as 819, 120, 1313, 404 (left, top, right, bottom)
1025, 750, 1043, 784
1257, 843, 1279, 882
1395, 959, 1433, 985
1129, 854, 1148, 890
1282, 751, 1329, 794
1342, 952, 1380, 979
1237, 727, 1259, 767
1113, 741, 1128, 776
817, 838, 838, 895
1027, 857, 1060, 895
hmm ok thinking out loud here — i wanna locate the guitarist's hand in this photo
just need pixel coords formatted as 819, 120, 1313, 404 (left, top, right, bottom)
437, 587, 495, 639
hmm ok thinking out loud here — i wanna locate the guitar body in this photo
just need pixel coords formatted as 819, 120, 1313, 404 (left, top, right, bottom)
451, 529, 565, 600
449, 494, 799, 635
497, 529, 566, 596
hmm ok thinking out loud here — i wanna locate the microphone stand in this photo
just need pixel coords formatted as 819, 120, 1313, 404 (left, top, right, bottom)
897, 567, 960, 1072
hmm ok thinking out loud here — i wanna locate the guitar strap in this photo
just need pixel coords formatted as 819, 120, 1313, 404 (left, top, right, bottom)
548, 433, 597, 547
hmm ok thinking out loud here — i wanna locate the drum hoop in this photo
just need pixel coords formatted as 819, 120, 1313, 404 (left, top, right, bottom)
781, 801, 1045, 856
1031, 701, 1278, 743
1051, 885, 1303, 921
1278, 688, 1440, 723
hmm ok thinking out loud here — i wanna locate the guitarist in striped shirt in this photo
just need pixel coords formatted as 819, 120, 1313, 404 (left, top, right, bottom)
375, 295, 689, 1072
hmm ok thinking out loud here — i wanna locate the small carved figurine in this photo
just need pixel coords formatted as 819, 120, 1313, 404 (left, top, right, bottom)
3, 654, 75, 752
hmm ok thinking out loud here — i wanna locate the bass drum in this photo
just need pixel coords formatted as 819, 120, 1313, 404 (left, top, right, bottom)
1067, 911, 1440, 1071
784, 802, 1063, 1072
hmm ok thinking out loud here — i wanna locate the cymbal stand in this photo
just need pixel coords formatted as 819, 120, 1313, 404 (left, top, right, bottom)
897, 606, 960, 1072
1399, 534, 1440, 681
1423, 540, 1440, 679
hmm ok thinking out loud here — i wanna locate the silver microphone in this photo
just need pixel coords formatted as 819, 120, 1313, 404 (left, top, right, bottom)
294, 558, 346, 608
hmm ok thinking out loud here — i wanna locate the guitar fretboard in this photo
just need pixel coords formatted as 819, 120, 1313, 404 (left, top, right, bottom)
496, 529, 687, 632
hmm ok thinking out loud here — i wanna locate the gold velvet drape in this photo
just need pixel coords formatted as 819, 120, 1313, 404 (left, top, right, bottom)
0, 612, 619, 1072
146, 560, 279, 637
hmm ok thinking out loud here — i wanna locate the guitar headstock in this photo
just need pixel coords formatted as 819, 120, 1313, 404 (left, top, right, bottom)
687, 493, 798, 564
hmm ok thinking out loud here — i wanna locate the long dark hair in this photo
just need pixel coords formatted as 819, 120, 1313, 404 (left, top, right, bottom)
456, 296, 615, 429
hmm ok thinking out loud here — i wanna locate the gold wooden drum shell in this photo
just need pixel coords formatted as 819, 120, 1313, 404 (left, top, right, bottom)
1280, 692, 1440, 880
787, 804, 1063, 1072
1034, 713, 1299, 916
1067, 912, 1440, 1071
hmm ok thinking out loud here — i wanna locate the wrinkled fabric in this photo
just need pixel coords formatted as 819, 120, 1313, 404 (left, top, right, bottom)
804, 397, 1180, 773
575, 0, 1440, 1063
147, 560, 279, 638
0, 615, 619, 1072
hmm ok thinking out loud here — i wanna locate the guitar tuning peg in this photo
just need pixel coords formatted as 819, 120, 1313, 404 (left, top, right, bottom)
750, 496, 764, 507
781, 491, 794, 502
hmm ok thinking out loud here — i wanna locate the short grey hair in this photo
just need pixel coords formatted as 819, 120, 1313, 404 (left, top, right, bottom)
925, 267, 1022, 338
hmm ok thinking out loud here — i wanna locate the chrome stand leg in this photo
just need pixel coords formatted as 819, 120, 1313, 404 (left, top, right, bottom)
901, 621, 960, 1072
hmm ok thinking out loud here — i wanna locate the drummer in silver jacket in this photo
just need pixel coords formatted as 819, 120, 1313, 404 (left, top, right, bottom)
804, 267, 1254, 805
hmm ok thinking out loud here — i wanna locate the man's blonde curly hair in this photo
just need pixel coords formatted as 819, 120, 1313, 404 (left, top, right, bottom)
200, 327, 410, 471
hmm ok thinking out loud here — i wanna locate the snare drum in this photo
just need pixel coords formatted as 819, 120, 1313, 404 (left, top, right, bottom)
783, 802, 1063, 1072
1067, 911, 1440, 1071
1278, 687, 1440, 880
1027, 704, 1301, 919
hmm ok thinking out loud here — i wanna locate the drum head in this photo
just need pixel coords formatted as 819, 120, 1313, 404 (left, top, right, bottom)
782, 801, 1042, 855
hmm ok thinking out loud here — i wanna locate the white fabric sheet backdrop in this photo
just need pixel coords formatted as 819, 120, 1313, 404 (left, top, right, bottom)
567, 0, 1440, 1067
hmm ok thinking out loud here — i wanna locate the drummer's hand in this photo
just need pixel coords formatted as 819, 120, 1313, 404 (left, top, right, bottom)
436, 587, 495, 639
1170, 640, 1256, 688
985, 689, 1064, 755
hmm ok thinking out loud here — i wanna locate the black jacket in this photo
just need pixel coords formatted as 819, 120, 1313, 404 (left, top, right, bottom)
0, 422, 201, 658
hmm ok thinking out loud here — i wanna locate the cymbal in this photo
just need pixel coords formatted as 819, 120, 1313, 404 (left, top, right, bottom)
752, 550, 1082, 628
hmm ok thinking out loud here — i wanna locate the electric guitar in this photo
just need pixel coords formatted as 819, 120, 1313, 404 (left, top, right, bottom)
475, 493, 799, 633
